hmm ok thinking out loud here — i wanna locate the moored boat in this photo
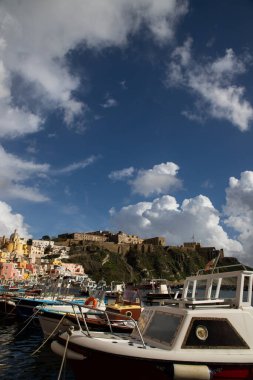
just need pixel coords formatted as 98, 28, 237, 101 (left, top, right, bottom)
36, 295, 106, 338
38, 289, 142, 338
51, 266, 253, 380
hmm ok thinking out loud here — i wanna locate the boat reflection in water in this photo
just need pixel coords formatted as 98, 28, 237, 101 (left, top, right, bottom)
51, 266, 253, 380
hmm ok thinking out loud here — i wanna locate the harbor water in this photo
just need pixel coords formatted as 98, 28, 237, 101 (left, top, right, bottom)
0, 318, 75, 380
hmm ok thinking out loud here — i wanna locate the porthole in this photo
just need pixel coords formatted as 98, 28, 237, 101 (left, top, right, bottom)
195, 325, 208, 341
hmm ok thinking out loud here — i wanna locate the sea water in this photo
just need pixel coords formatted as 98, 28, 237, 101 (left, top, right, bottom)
0, 318, 75, 380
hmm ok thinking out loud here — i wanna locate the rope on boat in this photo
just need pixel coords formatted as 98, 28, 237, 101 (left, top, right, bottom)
57, 328, 72, 380
31, 313, 67, 356
14, 307, 41, 337
0, 296, 22, 321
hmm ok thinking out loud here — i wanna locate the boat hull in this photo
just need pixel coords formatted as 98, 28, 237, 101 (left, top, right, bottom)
52, 338, 253, 380
39, 310, 134, 338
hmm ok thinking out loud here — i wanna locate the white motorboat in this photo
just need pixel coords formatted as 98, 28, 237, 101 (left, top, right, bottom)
51, 266, 253, 380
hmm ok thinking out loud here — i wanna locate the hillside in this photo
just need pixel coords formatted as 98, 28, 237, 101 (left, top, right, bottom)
61, 243, 243, 284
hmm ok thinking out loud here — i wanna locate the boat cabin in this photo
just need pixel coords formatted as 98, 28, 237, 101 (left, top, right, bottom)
131, 269, 253, 353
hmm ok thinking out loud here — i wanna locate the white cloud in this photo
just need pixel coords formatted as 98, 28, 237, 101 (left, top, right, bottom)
223, 171, 253, 264
166, 39, 253, 131
138, 0, 189, 43
56, 155, 99, 174
111, 169, 253, 266
0, 145, 99, 202
225, 171, 253, 214
0, 56, 42, 137
109, 167, 135, 181
0, 59, 10, 99
0, 43, 43, 137
0, 201, 31, 238
0, 0, 188, 137
0, 102, 42, 138
130, 162, 182, 197
109, 201, 153, 230
110, 194, 242, 257
0, 145, 50, 202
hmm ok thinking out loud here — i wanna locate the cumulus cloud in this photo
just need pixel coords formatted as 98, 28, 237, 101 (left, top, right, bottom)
108, 162, 182, 196
110, 194, 242, 257
0, 201, 31, 238
223, 171, 253, 264
166, 38, 253, 131
110, 170, 253, 265
0, 0, 188, 137
130, 162, 182, 197
109, 201, 153, 230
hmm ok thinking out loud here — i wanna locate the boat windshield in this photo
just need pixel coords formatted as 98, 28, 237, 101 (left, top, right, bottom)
144, 311, 183, 346
132, 309, 183, 348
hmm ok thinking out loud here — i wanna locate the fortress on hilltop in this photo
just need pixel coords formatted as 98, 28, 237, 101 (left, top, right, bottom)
57, 230, 224, 260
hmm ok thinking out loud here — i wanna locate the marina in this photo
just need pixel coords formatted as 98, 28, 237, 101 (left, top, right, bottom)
1, 265, 253, 379
0, 282, 144, 379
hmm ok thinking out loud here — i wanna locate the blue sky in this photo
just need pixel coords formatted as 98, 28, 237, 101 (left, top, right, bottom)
1, 0, 253, 264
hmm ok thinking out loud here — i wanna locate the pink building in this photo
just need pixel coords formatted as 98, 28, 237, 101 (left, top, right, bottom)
0, 262, 21, 281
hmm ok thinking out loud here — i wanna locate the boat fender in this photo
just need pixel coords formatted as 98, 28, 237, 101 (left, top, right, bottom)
84, 296, 98, 308
173, 364, 210, 380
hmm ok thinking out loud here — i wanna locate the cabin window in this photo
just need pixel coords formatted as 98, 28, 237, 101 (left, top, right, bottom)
182, 317, 249, 349
144, 311, 183, 346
